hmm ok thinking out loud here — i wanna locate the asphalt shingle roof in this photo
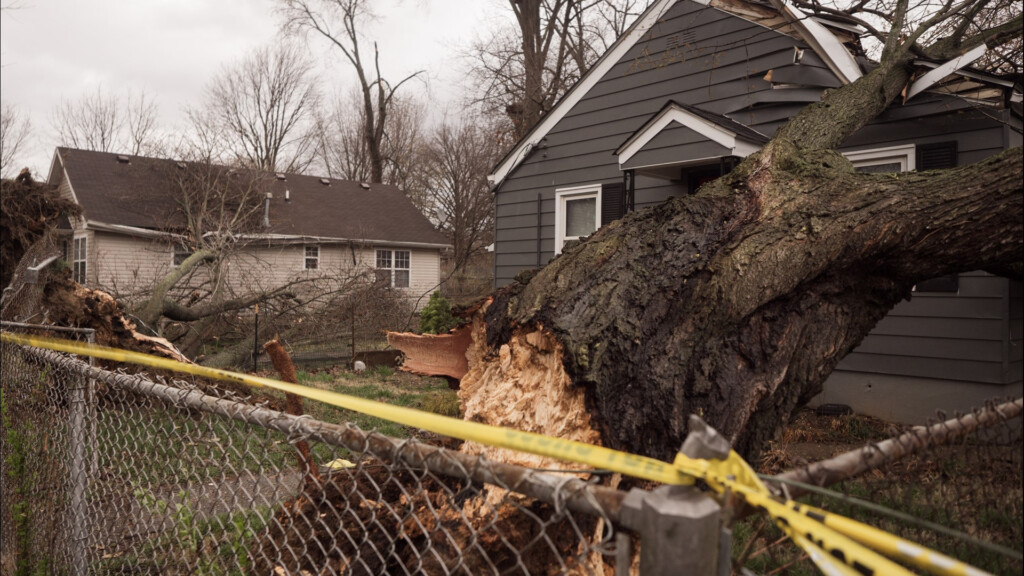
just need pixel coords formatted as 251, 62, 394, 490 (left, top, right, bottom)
55, 147, 449, 246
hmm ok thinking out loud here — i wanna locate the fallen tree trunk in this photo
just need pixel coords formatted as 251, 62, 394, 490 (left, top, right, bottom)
481, 143, 1022, 462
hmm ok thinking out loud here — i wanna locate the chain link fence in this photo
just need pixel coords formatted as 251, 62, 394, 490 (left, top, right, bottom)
747, 403, 1023, 575
3, 323, 1022, 575
1, 328, 623, 575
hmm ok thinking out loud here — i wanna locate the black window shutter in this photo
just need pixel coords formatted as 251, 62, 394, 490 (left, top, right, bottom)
916, 141, 958, 170
602, 183, 625, 226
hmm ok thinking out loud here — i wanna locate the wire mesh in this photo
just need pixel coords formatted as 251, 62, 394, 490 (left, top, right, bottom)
738, 405, 1024, 576
1, 333, 621, 575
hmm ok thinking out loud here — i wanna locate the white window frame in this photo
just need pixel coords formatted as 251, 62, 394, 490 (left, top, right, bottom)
303, 245, 320, 270
842, 144, 915, 173
375, 248, 411, 288
72, 235, 87, 284
554, 184, 602, 254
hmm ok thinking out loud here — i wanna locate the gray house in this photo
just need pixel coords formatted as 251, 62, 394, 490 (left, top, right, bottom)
488, 0, 1023, 423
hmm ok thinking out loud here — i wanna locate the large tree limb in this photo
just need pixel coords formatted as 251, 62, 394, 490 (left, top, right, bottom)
156, 285, 297, 323
133, 248, 216, 327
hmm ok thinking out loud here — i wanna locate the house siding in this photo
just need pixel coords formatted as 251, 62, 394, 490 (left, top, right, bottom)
79, 232, 443, 311
92, 232, 177, 302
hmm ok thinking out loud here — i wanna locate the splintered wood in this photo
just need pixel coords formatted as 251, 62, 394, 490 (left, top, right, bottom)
389, 302, 603, 471
387, 325, 474, 380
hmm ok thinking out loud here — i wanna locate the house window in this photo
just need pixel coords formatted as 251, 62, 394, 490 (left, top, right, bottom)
555, 184, 602, 254
72, 236, 87, 284
304, 246, 319, 270
376, 249, 410, 288
173, 245, 194, 267
843, 144, 915, 173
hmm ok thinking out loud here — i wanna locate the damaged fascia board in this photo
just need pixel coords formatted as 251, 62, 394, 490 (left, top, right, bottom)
906, 44, 988, 101
774, 0, 863, 84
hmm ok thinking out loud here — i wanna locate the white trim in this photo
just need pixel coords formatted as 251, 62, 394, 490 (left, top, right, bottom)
616, 104, 764, 170
618, 107, 740, 163
778, 0, 862, 84
171, 245, 194, 268
487, 0, 677, 186
303, 245, 320, 270
229, 233, 450, 250
89, 220, 185, 241
906, 44, 988, 101
375, 248, 411, 288
554, 184, 602, 255
842, 144, 915, 172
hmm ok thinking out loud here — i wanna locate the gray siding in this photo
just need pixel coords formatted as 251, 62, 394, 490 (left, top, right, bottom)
831, 273, 1009, 385
1009, 280, 1023, 385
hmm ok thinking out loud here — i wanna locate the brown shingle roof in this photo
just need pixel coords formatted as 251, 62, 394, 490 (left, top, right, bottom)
55, 148, 449, 246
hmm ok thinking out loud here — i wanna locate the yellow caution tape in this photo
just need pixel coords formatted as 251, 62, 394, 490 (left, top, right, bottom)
787, 502, 994, 576
1, 332, 995, 576
0, 333, 694, 485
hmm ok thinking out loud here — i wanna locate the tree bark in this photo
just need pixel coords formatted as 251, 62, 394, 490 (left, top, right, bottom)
482, 140, 1022, 461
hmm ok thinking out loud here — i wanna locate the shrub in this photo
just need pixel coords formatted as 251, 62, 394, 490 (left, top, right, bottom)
419, 292, 458, 335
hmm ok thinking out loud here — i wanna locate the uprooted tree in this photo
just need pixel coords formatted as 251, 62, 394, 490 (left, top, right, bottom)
456, 0, 1023, 463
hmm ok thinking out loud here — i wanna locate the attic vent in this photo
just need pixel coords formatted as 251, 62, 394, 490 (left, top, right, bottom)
116, 155, 130, 164
175, 161, 186, 169
916, 141, 957, 170
276, 173, 286, 180
320, 178, 331, 186
666, 35, 679, 50
360, 182, 371, 190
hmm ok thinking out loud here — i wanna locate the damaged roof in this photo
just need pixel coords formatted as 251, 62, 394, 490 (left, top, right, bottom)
52, 147, 449, 247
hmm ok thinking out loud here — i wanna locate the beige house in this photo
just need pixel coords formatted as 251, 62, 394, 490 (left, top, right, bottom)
49, 148, 449, 308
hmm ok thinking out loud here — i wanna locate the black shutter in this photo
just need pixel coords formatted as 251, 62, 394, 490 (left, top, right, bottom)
914, 142, 959, 293
916, 141, 958, 170
602, 183, 625, 226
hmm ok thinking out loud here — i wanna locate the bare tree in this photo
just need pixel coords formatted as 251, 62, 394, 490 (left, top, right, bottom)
193, 43, 321, 173
421, 116, 502, 272
468, 0, 645, 140
1, 102, 31, 178
314, 89, 426, 184
51, 87, 161, 155
280, 0, 423, 183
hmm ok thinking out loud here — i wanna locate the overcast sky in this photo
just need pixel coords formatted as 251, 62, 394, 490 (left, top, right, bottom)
1, 0, 506, 177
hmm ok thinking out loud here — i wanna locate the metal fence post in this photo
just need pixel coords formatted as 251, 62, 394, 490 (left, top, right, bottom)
68, 360, 90, 575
